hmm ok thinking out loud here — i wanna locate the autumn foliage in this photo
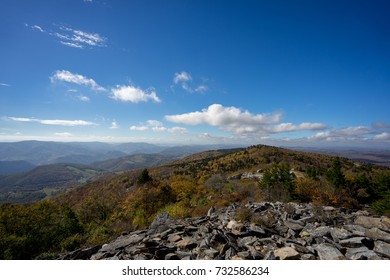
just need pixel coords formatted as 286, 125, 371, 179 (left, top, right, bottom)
1, 145, 389, 259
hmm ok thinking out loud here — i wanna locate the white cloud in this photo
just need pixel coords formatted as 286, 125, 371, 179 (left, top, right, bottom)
374, 132, 390, 141
130, 119, 187, 134
147, 120, 163, 127
32, 25, 44, 32
0, 83, 11, 87
55, 26, 106, 48
195, 85, 208, 93
111, 85, 161, 103
60, 41, 83, 49
173, 71, 208, 93
51, 70, 106, 91
166, 104, 282, 131
78, 95, 90, 102
25, 23, 45, 33
310, 126, 372, 141
130, 125, 149, 131
110, 121, 119, 129
72, 29, 105, 46
165, 104, 328, 138
9, 117, 97, 126
168, 127, 188, 133
270, 122, 327, 133
26, 23, 106, 49
174, 71, 192, 84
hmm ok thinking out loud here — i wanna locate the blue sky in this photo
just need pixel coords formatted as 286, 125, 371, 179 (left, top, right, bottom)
0, 0, 389, 147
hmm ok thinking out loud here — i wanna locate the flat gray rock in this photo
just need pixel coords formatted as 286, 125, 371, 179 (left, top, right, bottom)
374, 240, 390, 258
365, 227, 390, 242
314, 243, 345, 260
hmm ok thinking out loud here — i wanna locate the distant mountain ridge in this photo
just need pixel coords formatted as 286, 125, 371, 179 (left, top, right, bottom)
0, 141, 239, 203
0, 141, 165, 166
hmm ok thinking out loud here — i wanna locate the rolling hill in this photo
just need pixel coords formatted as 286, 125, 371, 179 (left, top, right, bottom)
0, 163, 106, 203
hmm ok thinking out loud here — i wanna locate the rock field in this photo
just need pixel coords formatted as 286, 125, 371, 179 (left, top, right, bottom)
61, 202, 390, 260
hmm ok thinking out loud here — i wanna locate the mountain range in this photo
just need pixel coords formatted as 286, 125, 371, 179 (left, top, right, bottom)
1, 141, 389, 204
0, 141, 239, 203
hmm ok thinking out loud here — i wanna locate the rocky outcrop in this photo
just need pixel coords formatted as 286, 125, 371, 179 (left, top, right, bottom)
60, 202, 390, 260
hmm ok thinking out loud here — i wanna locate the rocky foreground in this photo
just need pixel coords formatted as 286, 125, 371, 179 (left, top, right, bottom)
61, 202, 390, 260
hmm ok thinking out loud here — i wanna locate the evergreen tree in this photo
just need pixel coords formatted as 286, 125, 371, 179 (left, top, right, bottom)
137, 168, 153, 185
326, 157, 346, 189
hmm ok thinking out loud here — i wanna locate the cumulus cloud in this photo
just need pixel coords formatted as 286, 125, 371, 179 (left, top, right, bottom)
51, 70, 106, 91
166, 104, 282, 133
111, 85, 161, 103
9, 117, 97, 126
130, 119, 187, 133
165, 104, 328, 139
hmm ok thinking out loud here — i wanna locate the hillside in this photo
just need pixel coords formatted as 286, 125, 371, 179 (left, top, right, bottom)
91, 153, 179, 172
0, 160, 36, 175
0, 163, 105, 203
1, 144, 389, 259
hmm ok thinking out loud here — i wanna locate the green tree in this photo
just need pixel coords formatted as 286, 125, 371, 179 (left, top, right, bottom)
137, 168, 153, 185
0, 201, 81, 259
326, 157, 346, 189
261, 163, 294, 202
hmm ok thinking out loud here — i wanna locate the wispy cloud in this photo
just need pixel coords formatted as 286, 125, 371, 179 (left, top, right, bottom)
9, 117, 97, 126
78, 95, 90, 102
174, 71, 192, 84
130, 119, 187, 133
26, 23, 106, 49
110, 121, 119, 129
165, 104, 327, 137
32, 25, 44, 32
111, 85, 161, 103
173, 71, 208, 93
54, 26, 106, 48
50, 70, 106, 91
0, 83, 11, 87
